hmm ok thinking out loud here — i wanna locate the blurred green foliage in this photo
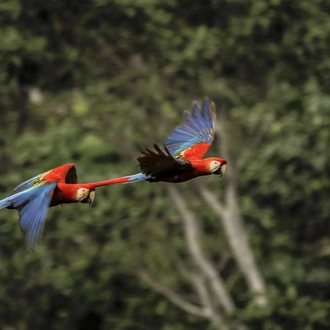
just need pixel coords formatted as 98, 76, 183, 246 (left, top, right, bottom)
0, 0, 330, 329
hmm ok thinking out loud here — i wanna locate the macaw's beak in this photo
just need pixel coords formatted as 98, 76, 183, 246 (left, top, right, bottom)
220, 163, 227, 177
213, 163, 227, 177
87, 190, 95, 204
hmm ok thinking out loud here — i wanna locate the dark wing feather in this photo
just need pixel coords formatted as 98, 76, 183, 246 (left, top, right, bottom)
65, 165, 78, 183
138, 144, 193, 178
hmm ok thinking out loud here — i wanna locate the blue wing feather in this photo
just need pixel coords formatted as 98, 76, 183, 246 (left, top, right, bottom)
192, 103, 204, 123
164, 98, 216, 158
202, 99, 213, 122
184, 112, 202, 132
13, 171, 49, 194
0, 200, 11, 209
0, 182, 57, 249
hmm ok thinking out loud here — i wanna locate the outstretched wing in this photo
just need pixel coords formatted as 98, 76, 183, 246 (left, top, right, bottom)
164, 98, 216, 160
13, 171, 52, 194
13, 164, 77, 194
42, 163, 77, 184
0, 181, 58, 249
138, 144, 193, 179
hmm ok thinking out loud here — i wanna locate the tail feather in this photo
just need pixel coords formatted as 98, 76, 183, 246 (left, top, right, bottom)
125, 172, 149, 183
89, 172, 149, 188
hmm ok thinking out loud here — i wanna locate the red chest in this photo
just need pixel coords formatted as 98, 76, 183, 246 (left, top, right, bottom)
50, 187, 76, 207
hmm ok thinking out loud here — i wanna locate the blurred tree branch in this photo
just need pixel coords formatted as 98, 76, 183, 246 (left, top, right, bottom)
194, 109, 268, 308
236, 108, 275, 171
137, 268, 210, 318
168, 185, 235, 313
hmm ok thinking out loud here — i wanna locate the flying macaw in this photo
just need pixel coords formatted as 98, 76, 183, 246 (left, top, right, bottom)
0, 164, 136, 249
113, 97, 227, 183
0, 98, 226, 248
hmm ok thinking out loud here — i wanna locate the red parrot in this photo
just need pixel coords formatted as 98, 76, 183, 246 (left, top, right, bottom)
112, 97, 227, 183
0, 164, 135, 249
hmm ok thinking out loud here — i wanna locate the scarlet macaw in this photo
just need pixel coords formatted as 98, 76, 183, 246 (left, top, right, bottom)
0, 164, 134, 249
113, 97, 227, 183
0, 98, 226, 248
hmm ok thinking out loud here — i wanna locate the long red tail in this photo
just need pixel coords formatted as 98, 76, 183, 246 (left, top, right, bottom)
86, 173, 148, 188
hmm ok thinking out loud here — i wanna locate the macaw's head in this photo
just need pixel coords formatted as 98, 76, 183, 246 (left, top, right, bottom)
208, 158, 227, 177
76, 188, 96, 204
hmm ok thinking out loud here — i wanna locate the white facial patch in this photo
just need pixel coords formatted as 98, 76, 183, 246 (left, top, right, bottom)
76, 188, 89, 202
209, 160, 221, 173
